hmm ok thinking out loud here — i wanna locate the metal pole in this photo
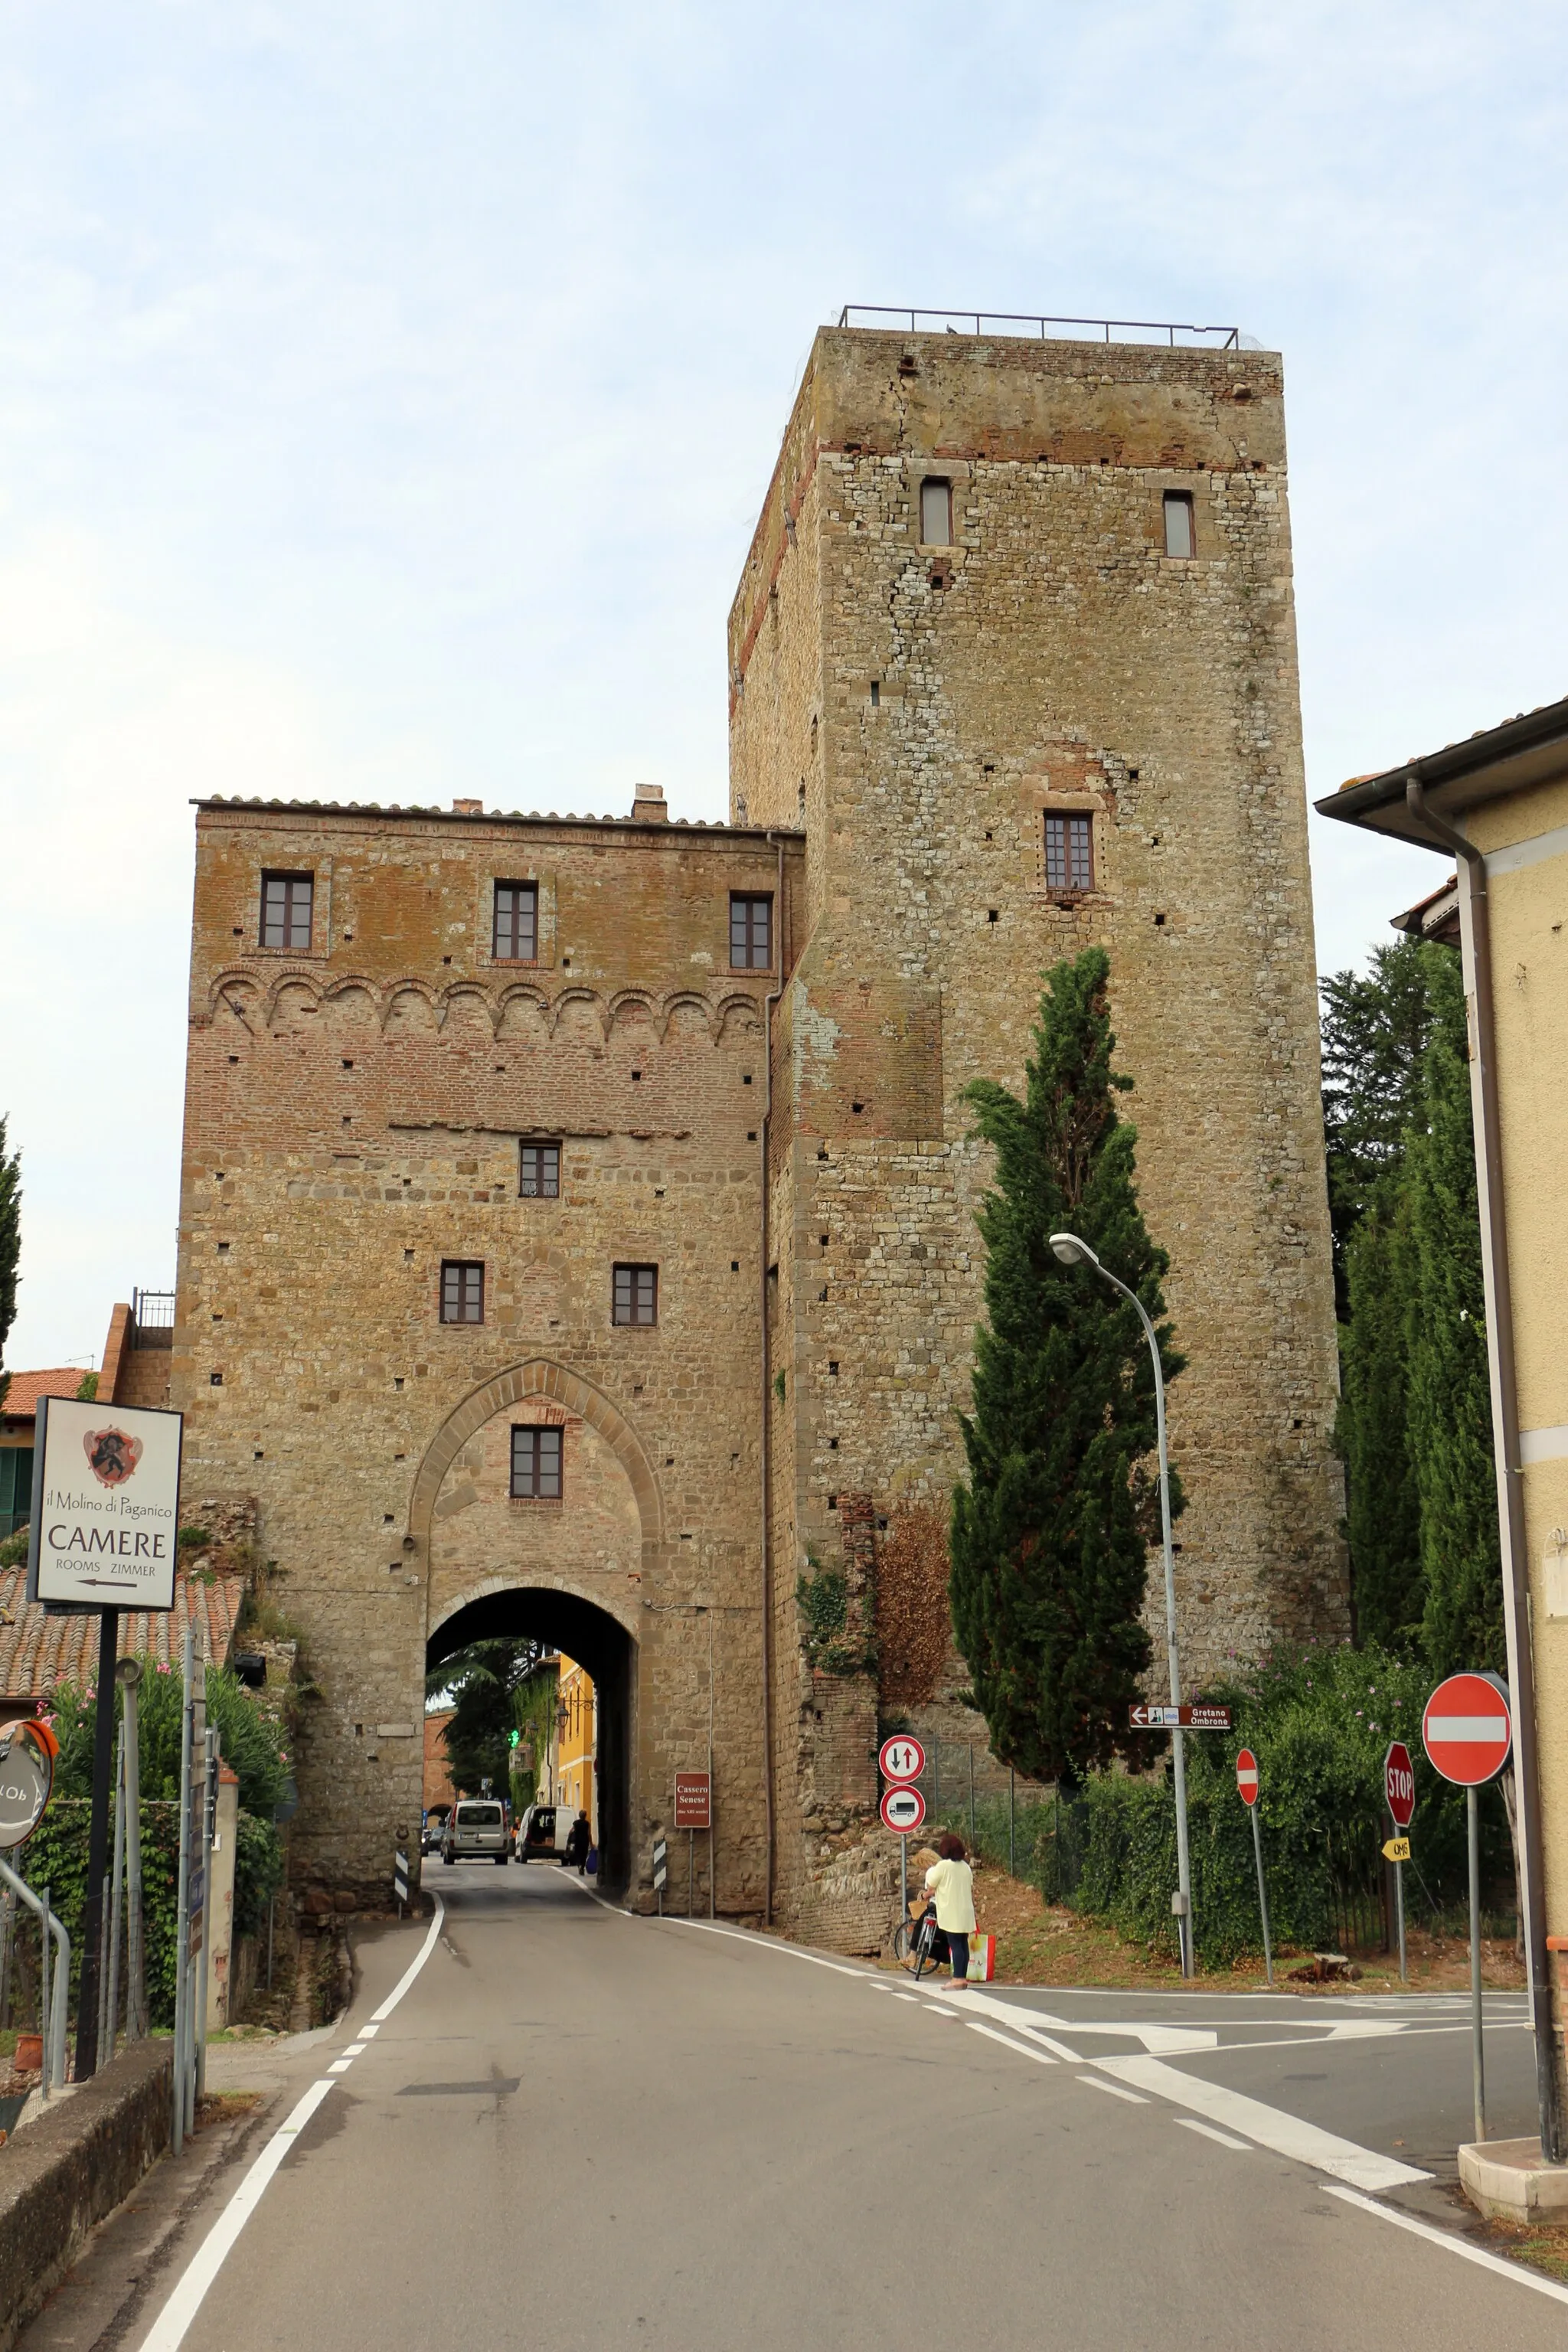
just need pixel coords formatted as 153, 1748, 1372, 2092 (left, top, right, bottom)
933, 1741, 940, 1828
968, 1744, 975, 1852
95, 1870, 111, 2061
267, 1897, 276, 1993
196, 1726, 216, 2096
0, 1880, 13, 2030
0, 1864, 70, 2099
75, 1607, 120, 2077
1009, 1766, 1015, 1880
1396, 1857, 1407, 1984
38, 1884, 51, 2098
900, 1836, 907, 1943
688, 1827, 694, 1919
172, 1623, 195, 2154
1054, 1236, 1193, 1977
118, 1659, 145, 2040
106, 1726, 126, 2062
1250, 1805, 1273, 1986
1469, 1785, 1486, 2143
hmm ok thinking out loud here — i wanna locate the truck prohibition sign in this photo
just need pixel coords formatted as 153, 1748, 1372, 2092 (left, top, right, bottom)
880, 1785, 926, 1835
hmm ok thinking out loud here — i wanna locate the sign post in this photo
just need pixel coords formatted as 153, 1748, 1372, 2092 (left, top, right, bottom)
1383, 1740, 1416, 1982
1423, 1673, 1512, 2143
879, 1738, 926, 1923
1234, 1749, 1272, 1985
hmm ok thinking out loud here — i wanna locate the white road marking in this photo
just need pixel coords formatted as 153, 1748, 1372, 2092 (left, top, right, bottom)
325, 2060, 351, 2075
343, 2043, 367, 2055
357, 2023, 380, 2037
1080, 2075, 1148, 2102
660, 1915, 868, 1977
893, 1993, 918, 2004
136, 1897, 446, 2352
942, 1988, 1216, 2053
1327, 2184, 1568, 2308
965, 2022, 1058, 2066
1176, 2117, 1252, 2151
924, 2004, 959, 2018
1094, 2055, 1431, 2191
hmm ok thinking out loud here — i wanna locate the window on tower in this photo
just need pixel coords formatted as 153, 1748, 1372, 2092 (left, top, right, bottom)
260, 872, 314, 951
1163, 492, 1196, 560
730, 894, 773, 970
920, 479, 952, 546
492, 880, 538, 962
1044, 813, 1093, 894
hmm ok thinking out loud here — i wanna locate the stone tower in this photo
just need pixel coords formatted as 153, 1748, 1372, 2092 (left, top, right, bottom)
730, 322, 1348, 1924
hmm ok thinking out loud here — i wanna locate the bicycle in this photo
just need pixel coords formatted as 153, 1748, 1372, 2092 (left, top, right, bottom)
891, 1909, 946, 1981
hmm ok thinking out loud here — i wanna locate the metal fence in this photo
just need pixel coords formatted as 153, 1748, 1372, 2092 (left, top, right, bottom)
838, 304, 1243, 350
132, 1288, 175, 1345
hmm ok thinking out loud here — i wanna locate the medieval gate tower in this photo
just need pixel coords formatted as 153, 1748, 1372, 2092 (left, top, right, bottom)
172, 318, 1346, 1942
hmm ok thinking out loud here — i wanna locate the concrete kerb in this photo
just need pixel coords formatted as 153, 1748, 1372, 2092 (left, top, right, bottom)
1459, 2137, 1568, 2225
0, 2037, 174, 2352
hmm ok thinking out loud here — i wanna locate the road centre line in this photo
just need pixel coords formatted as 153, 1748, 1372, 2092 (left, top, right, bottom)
138, 1896, 448, 2352
1093, 2055, 1430, 2192
1177, 2117, 1252, 2151
1325, 2187, 1568, 2308
1080, 2076, 1148, 2102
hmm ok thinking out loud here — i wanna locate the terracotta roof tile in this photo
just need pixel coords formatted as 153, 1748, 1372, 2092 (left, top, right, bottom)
1, 1369, 89, 1421
0, 1566, 245, 1701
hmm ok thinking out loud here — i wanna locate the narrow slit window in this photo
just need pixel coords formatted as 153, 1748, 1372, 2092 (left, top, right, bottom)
1044, 814, 1093, 893
520, 1141, 560, 1199
1163, 492, 1196, 560
440, 1260, 485, 1324
612, 1263, 658, 1327
920, 479, 952, 546
492, 880, 538, 961
730, 894, 773, 970
260, 872, 313, 951
511, 1425, 563, 1500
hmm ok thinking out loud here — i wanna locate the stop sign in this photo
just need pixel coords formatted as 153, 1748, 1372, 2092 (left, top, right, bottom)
1235, 1749, 1259, 1808
1422, 1674, 1512, 1788
1384, 1740, 1416, 1828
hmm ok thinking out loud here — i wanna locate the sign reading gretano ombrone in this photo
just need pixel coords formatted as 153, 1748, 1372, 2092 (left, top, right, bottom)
25, 1395, 184, 1612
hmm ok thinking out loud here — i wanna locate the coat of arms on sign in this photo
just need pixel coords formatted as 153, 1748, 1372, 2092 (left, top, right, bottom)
83, 1426, 144, 1488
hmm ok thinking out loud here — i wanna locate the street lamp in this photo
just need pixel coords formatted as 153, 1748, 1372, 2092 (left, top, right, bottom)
1049, 1230, 1194, 1978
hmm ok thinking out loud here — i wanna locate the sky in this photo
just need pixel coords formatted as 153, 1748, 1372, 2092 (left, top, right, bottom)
2, 0, 1565, 1370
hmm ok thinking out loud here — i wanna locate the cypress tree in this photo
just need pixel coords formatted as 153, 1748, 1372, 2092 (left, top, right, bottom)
1337, 1191, 1423, 1648
1407, 952, 1504, 1675
950, 949, 1184, 1783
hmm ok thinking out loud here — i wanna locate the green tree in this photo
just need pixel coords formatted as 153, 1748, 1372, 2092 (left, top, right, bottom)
950, 949, 1184, 1784
1338, 1194, 1423, 1648
0, 1116, 20, 1412
427, 1636, 541, 1797
1320, 942, 1432, 1315
1406, 952, 1504, 1674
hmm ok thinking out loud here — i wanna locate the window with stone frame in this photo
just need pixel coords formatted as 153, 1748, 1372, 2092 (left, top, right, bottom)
920, 478, 952, 546
439, 1259, 485, 1324
612, 1263, 658, 1327
492, 880, 538, 962
729, 894, 773, 970
520, 1141, 560, 1199
1162, 492, 1196, 559
260, 871, 314, 951
1044, 812, 1094, 894
510, 1424, 562, 1499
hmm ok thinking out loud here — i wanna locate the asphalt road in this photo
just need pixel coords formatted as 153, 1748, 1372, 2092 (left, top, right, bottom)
83, 1866, 1566, 2350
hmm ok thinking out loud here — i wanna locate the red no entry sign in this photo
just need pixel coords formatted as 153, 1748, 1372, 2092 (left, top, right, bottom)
1421, 1674, 1511, 1788
1384, 1740, 1416, 1828
1235, 1748, 1259, 1808
880, 1785, 926, 1836
878, 1735, 926, 1785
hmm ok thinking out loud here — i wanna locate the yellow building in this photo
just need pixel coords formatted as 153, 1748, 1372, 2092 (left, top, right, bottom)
1321, 701, 1568, 2167
545, 1654, 596, 1843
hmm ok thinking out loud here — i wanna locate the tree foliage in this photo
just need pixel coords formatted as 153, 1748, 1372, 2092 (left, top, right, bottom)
427, 1636, 543, 1798
950, 949, 1183, 1783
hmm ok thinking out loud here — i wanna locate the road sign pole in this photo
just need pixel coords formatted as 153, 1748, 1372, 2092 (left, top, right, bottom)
900, 1836, 907, 1929
1250, 1802, 1273, 1987
74, 1606, 119, 2079
1468, 1783, 1485, 2143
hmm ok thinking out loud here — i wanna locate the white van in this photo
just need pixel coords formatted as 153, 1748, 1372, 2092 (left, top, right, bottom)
441, 1799, 509, 1865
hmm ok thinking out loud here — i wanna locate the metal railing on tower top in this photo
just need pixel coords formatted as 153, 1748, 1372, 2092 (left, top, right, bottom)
837, 305, 1243, 350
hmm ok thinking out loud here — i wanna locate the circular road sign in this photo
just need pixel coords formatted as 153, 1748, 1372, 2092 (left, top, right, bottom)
880, 1784, 926, 1836
0, 1732, 53, 1850
1384, 1740, 1416, 1828
1235, 1748, 1259, 1808
878, 1735, 926, 1785
1422, 1673, 1512, 1788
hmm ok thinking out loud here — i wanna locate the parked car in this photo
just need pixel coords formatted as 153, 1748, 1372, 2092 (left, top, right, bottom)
441, 1799, 509, 1865
514, 1803, 564, 1863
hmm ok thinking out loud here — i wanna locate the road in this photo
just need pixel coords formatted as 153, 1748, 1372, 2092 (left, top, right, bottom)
44, 1864, 1566, 2350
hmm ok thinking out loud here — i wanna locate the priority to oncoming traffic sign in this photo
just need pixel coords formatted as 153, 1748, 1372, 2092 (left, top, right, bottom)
1422, 1674, 1512, 1788
878, 1735, 926, 1785
880, 1785, 926, 1836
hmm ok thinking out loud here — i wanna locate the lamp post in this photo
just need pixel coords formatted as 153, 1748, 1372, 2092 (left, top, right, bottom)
1049, 1230, 1194, 1978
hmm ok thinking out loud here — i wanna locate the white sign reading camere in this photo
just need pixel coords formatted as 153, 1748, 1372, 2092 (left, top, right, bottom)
26, 1396, 184, 1612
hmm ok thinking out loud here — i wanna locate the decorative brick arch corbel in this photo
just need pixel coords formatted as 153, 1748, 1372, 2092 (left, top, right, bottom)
407, 1357, 665, 1599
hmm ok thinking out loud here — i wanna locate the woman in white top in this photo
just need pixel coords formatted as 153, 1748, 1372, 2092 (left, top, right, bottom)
923, 1831, 977, 1984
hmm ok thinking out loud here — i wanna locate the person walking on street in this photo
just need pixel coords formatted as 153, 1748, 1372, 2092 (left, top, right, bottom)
566, 1810, 592, 1874
924, 1831, 976, 1986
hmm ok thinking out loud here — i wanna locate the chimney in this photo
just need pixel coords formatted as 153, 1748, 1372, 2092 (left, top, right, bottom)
631, 782, 668, 824
451, 798, 483, 815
